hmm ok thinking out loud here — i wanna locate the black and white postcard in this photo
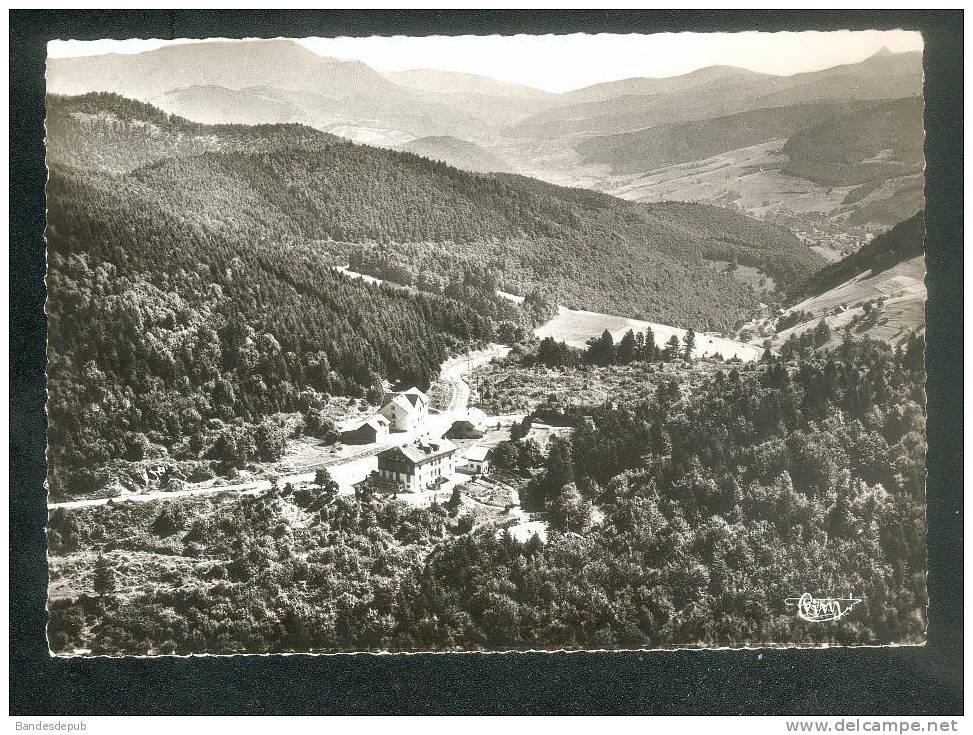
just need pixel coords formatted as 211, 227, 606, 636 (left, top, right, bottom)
42, 29, 929, 656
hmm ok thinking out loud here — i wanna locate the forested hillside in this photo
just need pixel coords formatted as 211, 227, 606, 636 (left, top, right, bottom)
803, 210, 925, 295
46, 116, 497, 499
781, 97, 924, 187
45, 92, 830, 500
46, 92, 336, 174
574, 101, 898, 175
49, 94, 821, 329
48, 336, 927, 652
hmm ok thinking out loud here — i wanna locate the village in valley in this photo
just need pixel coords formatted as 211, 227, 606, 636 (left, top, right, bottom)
272, 334, 583, 543
334, 381, 555, 542
41, 260, 801, 547
47, 338, 567, 544
39, 31, 930, 657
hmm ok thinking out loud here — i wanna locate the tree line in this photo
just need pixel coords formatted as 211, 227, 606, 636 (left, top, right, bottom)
48, 335, 926, 652
532, 326, 697, 369
48, 93, 823, 333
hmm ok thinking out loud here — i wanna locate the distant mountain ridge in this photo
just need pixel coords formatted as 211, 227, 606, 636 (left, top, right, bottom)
386, 68, 555, 100
560, 65, 769, 105
47, 41, 923, 235
47, 39, 395, 100
48, 41, 922, 144
47, 40, 558, 144
506, 51, 923, 138
47, 92, 823, 332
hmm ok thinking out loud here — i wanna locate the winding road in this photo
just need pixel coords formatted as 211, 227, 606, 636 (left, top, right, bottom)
438, 345, 510, 412
48, 344, 509, 511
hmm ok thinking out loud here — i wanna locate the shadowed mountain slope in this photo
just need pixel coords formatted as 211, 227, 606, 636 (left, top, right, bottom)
394, 135, 513, 173
48, 92, 823, 334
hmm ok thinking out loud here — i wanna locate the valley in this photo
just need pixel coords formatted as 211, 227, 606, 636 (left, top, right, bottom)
742, 211, 927, 351
501, 130, 919, 258
43, 91, 924, 513
778, 255, 925, 348
48, 343, 513, 509
42, 35, 930, 656
47, 41, 924, 241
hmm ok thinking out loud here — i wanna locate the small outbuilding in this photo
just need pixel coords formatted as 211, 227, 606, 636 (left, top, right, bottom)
445, 420, 484, 440
340, 415, 390, 445
459, 445, 492, 476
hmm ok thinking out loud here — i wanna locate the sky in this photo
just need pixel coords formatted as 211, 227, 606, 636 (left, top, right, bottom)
48, 30, 923, 93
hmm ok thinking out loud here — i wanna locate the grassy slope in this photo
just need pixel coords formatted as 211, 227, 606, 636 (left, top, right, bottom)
804, 210, 925, 294
746, 211, 926, 350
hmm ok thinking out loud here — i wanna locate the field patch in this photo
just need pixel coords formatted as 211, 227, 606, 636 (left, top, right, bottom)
534, 306, 762, 361
773, 255, 925, 349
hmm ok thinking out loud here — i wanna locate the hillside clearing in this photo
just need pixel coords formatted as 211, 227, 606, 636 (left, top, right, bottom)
770, 255, 925, 349
344, 266, 764, 362
533, 306, 763, 361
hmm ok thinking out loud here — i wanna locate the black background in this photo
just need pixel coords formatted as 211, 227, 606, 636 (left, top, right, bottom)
9, 9, 964, 716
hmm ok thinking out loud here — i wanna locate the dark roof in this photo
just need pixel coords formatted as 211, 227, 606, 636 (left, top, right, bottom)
400, 387, 429, 407
343, 415, 389, 434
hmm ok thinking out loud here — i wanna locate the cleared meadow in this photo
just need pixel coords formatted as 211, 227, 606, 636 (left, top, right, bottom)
773, 255, 925, 348
533, 306, 763, 361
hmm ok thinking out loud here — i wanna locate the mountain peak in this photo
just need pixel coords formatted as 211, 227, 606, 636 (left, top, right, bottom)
47, 38, 395, 102
870, 46, 895, 58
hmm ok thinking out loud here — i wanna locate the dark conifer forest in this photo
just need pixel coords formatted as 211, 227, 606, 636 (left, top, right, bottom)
45, 91, 926, 653
46, 98, 496, 499
46, 92, 822, 498
48, 337, 927, 652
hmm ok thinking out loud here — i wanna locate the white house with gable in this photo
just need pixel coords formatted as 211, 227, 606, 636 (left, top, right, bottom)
379, 387, 429, 432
